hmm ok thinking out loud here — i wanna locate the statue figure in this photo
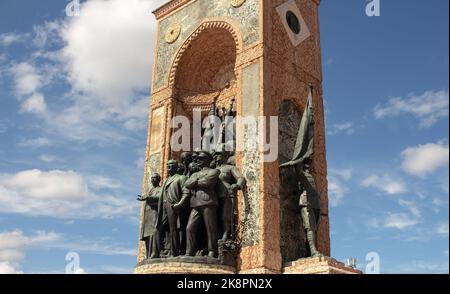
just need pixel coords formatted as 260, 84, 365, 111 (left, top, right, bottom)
202, 98, 219, 153
218, 98, 237, 153
214, 150, 246, 241
280, 86, 324, 258
178, 152, 194, 254
184, 152, 220, 258
153, 160, 190, 258
180, 152, 193, 177
137, 173, 161, 259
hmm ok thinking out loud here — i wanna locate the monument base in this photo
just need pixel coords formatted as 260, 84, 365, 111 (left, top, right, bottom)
134, 257, 236, 274
283, 256, 363, 274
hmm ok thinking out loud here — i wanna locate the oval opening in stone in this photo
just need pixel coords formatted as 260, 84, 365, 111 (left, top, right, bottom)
286, 11, 301, 35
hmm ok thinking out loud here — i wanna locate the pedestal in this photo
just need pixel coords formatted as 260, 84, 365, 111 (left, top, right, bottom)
283, 256, 363, 274
134, 257, 236, 274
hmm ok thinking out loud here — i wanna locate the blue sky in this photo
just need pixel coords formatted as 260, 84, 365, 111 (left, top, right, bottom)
0, 0, 448, 274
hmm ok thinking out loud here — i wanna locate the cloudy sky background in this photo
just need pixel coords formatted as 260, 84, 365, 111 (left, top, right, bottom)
0, 0, 448, 274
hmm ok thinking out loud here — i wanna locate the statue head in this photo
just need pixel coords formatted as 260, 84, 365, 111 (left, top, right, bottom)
192, 148, 201, 164
188, 162, 201, 174
196, 152, 213, 169
177, 163, 186, 175
167, 160, 179, 176
213, 150, 229, 166
180, 152, 192, 165
151, 173, 161, 187
227, 155, 236, 166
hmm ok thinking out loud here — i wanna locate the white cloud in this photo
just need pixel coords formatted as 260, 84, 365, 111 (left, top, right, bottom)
1, 169, 88, 200
17, 137, 51, 148
60, 0, 155, 105
328, 178, 345, 207
32, 21, 61, 48
383, 213, 420, 230
436, 223, 449, 237
3, 0, 165, 143
370, 199, 421, 231
374, 90, 449, 127
39, 154, 58, 163
88, 175, 122, 190
398, 199, 421, 218
9, 62, 49, 118
9, 62, 43, 96
388, 260, 449, 274
73, 268, 88, 274
0, 230, 59, 274
328, 168, 353, 207
327, 122, 356, 136
0, 169, 135, 219
401, 141, 449, 177
0, 32, 28, 47
0, 229, 133, 274
19, 93, 48, 117
44, 0, 162, 141
362, 175, 407, 195
0, 262, 23, 274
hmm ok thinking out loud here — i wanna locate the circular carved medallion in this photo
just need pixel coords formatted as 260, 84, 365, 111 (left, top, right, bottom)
165, 24, 181, 44
231, 0, 246, 8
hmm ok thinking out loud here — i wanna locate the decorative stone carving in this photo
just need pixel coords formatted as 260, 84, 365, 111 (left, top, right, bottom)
165, 23, 181, 44
231, 0, 246, 8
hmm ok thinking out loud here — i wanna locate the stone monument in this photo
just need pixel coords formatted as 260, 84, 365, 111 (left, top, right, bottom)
134, 0, 361, 275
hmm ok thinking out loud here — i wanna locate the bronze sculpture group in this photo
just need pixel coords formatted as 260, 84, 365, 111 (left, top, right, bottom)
139, 149, 245, 260
138, 86, 324, 262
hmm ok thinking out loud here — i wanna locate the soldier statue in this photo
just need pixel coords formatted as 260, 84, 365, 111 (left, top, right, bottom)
280, 86, 324, 258
137, 173, 162, 259
153, 160, 189, 258
214, 150, 246, 241
180, 152, 193, 177
184, 152, 220, 258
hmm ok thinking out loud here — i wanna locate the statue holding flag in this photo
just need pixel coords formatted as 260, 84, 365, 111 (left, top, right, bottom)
280, 86, 324, 258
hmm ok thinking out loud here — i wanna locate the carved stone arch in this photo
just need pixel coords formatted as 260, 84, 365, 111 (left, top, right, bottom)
168, 18, 244, 89
167, 18, 243, 116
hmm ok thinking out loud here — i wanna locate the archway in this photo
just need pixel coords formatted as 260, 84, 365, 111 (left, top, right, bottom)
170, 21, 241, 154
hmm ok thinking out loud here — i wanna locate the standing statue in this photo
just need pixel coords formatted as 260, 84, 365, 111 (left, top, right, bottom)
218, 98, 237, 153
202, 98, 219, 153
180, 152, 193, 177
153, 160, 190, 258
184, 152, 220, 258
214, 150, 246, 241
137, 173, 162, 259
178, 152, 194, 255
280, 86, 324, 258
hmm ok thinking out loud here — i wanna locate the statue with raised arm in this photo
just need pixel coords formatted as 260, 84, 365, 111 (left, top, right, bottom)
280, 86, 324, 258
137, 173, 162, 259
184, 152, 220, 258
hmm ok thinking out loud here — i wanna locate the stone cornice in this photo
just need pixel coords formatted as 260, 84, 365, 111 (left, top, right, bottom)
153, 0, 321, 20
152, 0, 193, 20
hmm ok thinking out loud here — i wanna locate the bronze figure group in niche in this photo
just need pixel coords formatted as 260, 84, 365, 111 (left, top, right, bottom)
139, 99, 246, 261
139, 86, 324, 262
